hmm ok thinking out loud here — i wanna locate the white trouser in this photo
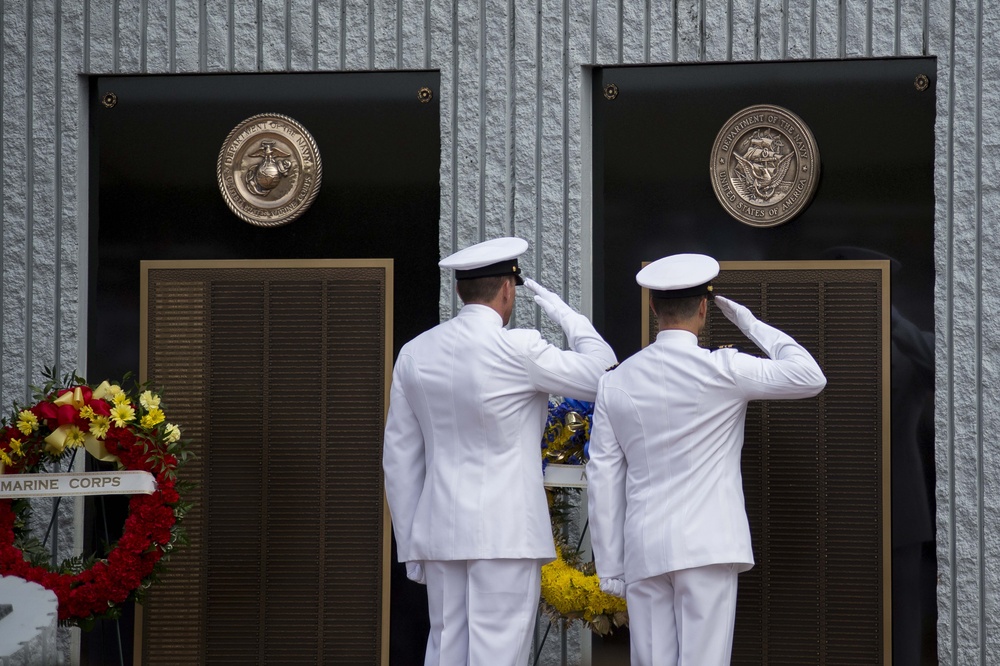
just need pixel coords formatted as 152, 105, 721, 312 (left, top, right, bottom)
626, 563, 739, 666
422, 558, 541, 666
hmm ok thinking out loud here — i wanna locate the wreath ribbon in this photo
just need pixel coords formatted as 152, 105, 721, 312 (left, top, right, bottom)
41, 382, 118, 463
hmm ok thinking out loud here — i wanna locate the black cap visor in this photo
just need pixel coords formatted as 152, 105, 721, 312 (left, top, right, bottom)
455, 260, 524, 285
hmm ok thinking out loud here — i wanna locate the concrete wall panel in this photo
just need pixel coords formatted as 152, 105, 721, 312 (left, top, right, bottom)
1, 0, 996, 662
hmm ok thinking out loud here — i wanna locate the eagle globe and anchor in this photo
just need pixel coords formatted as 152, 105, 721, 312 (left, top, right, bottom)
244, 139, 293, 197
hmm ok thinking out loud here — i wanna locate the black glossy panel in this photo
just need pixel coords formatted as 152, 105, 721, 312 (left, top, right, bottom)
91, 71, 441, 378
594, 58, 935, 354
594, 58, 936, 665
88, 71, 439, 666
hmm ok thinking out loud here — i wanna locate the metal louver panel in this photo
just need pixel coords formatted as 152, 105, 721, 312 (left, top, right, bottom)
643, 261, 889, 664
137, 260, 392, 666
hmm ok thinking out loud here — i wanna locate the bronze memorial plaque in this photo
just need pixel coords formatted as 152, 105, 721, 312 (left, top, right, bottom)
217, 113, 323, 227
710, 104, 820, 228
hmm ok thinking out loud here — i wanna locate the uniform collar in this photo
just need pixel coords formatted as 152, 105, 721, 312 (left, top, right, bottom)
458, 303, 503, 326
655, 329, 699, 345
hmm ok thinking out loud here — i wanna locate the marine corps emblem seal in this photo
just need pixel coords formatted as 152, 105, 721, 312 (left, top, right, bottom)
217, 113, 322, 228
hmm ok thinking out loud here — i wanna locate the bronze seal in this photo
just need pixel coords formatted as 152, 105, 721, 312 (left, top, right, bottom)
217, 114, 322, 227
710, 105, 820, 228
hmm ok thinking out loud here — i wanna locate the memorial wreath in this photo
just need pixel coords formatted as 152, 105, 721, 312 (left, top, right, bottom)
540, 399, 628, 636
0, 369, 191, 627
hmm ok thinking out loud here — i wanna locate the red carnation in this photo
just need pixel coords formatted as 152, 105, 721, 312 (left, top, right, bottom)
32, 401, 58, 422
89, 399, 111, 416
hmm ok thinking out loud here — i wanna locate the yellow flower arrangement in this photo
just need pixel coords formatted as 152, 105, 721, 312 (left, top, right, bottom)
539, 399, 628, 636
541, 547, 627, 635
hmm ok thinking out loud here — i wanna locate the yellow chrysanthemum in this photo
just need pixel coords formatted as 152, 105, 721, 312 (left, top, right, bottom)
64, 426, 87, 448
540, 550, 627, 624
164, 423, 181, 443
0, 450, 13, 467
139, 390, 161, 410
16, 410, 39, 435
79, 405, 95, 419
9, 438, 24, 456
112, 391, 131, 407
141, 408, 165, 429
89, 415, 111, 439
110, 403, 136, 427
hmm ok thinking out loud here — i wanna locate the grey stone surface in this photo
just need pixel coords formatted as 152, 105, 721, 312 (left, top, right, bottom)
175, 0, 201, 73
87, 0, 114, 73
399, 0, 426, 70
703, 0, 729, 61
2, 1, 28, 405
315, 0, 341, 71
260, 0, 288, 72
648, 0, 673, 63
730, 0, 756, 61
1, 0, 997, 663
343, 0, 371, 71
232, 1, 260, 72
621, 0, 645, 64
204, 0, 230, 72
373, 0, 397, 70
675, 0, 701, 62
844, 0, 868, 57
144, 1, 171, 73
785, 2, 812, 59
900, 0, 926, 55
871, 0, 897, 56
814, 0, 840, 58
117, 0, 143, 72
593, 0, 619, 64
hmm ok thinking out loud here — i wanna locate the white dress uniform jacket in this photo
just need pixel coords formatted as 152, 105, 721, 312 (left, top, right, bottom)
384, 304, 617, 563
587, 315, 826, 584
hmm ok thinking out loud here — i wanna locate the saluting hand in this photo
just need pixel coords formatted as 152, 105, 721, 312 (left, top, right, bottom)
714, 295, 758, 332
523, 278, 578, 327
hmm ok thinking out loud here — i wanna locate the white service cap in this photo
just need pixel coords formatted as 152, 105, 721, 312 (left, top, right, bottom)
636, 253, 720, 298
439, 237, 528, 284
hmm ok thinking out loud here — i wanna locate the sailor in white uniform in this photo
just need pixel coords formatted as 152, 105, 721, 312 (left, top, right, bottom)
383, 237, 617, 666
587, 253, 826, 666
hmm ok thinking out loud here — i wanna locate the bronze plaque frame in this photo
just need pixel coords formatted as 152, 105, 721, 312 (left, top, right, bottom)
136, 259, 393, 666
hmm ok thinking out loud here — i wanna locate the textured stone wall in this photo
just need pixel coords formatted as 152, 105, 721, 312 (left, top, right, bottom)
0, 1, 997, 663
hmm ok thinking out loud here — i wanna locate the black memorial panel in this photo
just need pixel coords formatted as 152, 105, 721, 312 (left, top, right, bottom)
88, 71, 439, 665
595, 58, 936, 665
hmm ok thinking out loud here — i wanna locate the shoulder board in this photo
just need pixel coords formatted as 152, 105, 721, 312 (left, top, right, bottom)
714, 344, 742, 353
605, 363, 620, 372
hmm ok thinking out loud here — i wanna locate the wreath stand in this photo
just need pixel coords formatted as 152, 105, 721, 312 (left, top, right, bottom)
25, 449, 125, 666
532, 464, 590, 666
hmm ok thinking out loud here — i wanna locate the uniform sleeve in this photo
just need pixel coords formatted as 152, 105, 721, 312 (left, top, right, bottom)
381, 354, 426, 561
730, 319, 827, 401
560, 312, 619, 367
586, 380, 628, 581
511, 314, 617, 401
